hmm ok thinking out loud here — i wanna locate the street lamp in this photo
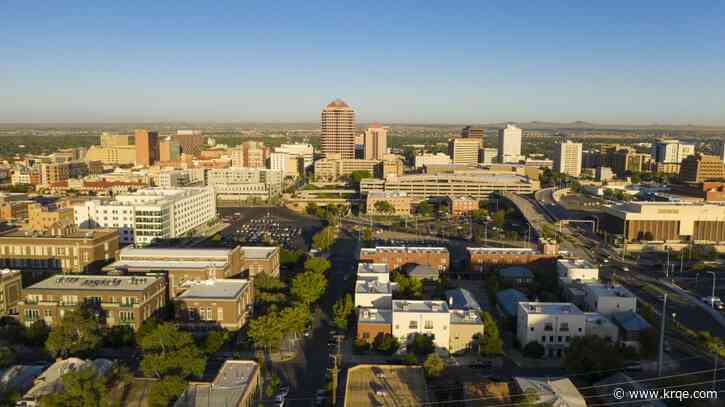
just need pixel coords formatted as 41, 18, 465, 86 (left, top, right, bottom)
706, 271, 717, 306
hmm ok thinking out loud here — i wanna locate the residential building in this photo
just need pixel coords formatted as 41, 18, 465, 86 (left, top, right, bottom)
10, 168, 41, 186
26, 203, 74, 231
516, 302, 586, 357
467, 247, 556, 271
444, 288, 481, 311
174, 130, 205, 156
0, 225, 118, 273
481, 148, 498, 164
355, 279, 392, 308
554, 140, 583, 177
611, 311, 651, 346
366, 191, 412, 217
414, 152, 451, 169
174, 360, 259, 407
448, 137, 482, 166
356, 263, 390, 283
0, 269, 21, 315
174, 279, 253, 330
360, 173, 538, 199
74, 187, 216, 246
355, 308, 392, 344
231, 141, 270, 168
583, 284, 637, 316
321, 99, 356, 159
239, 246, 280, 278
585, 312, 619, 342
360, 246, 449, 273
679, 154, 725, 183
652, 139, 695, 165
207, 168, 283, 201
103, 246, 243, 297
498, 124, 523, 163
363, 123, 388, 160
343, 365, 428, 407
20, 358, 114, 407
314, 154, 380, 182
513, 377, 586, 407
18, 275, 166, 330
392, 300, 450, 352
446, 196, 478, 216
135, 129, 160, 166
159, 138, 181, 162
449, 309, 483, 354
497, 266, 534, 286
557, 258, 599, 284
496, 288, 528, 319
100, 133, 131, 147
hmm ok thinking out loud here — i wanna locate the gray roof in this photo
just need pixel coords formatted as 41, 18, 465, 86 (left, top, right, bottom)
445, 288, 482, 311
357, 308, 393, 324
393, 300, 449, 313
514, 377, 586, 407
119, 247, 234, 259
26, 275, 160, 292
405, 264, 439, 279
497, 266, 533, 280
174, 360, 258, 407
0, 365, 45, 393
239, 246, 278, 260
108, 259, 228, 271
497, 289, 528, 318
177, 279, 249, 300
612, 311, 651, 332
23, 358, 113, 401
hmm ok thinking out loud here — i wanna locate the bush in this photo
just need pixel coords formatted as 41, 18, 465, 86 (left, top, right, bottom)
353, 338, 370, 354
523, 341, 545, 359
373, 334, 400, 355
407, 334, 435, 356
423, 353, 444, 377
402, 353, 418, 365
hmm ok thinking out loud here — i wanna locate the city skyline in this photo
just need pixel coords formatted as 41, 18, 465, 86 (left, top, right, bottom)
3, 2, 725, 125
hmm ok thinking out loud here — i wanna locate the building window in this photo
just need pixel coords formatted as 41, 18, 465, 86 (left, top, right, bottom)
549, 336, 554, 342
558, 336, 563, 342
530, 327, 534, 332
424, 320, 433, 329
409, 321, 418, 329
544, 323, 553, 331
25, 309, 39, 321
541, 336, 546, 343
119, 311, 134, 322
217, 307, 223, 321
560, 323, 569, 332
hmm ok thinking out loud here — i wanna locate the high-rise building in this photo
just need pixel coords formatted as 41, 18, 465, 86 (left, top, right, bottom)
481, 148, 498, 164
448, 137, 482, 166
363, 123, 388, 160
716, 141, 725, 163
498, 124, 522, 163
174, 130, 204, 156
652, 139, 695, 164
679, 154, 725, 183
134, 129, 159, 166
275, 143, 314, 169
461, 126, 485, 138
100, 132, 131, 147
232, 141, 270, 168
159, 138, 181, 162
554, 141, 583, 177
321, 99, 356, 159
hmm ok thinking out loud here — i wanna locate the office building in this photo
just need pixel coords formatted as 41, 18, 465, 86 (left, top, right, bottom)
39, 161, 94, 185
448, 137, 482, 166
461, 126, 485, 138
366, 191, 412, 217
596, 167, 614, 182
447, 196, 478, 216
363, 123, 388, 160
269, 151, 302, 178
174, 130, 204, 156
321, 99, 356, 159
679, 154, 725, 183
206, 168, 283, 201
74, 187, 216, 246
717, 141, 725, 163
156, 168, 204, 188
360, 246, 449, 273
104, 246, 243, 297
481, 148, 498, 164
275, 143, 314, 169
100, 132, 131, 147
381, 154, 405, 178
582, 284, 637, 316
392, 300, 451, 352
174, 360, 259, 407
85, 144, 137, 165
652, 139, 695, 166
343, 365, 428, 407
239, 246, 280, 278
516, 302, 586, 357
134, 129, 159, 166
414, 153, 451, 169
360, 173, 538, 199
314, 154, 380, 182
231, 141, 270, 168
610, 150, 650, 176
159, 138, 181, 162
498, 124, 523, 163
175, 279, 253, 330
0, 224, 118, 273
554, 141, 583, 177
0, 269, 21, 316
18, 275, 166, 330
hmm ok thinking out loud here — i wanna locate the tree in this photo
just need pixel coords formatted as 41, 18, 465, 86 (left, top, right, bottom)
350, 170, 372, 184
408, 334, 435, 356
361, 227, 373, 242
139, 323, 206, 379
373, 334, 400, 355
523, 341, 545, 359
305, 202, 319, 216
105, 325, 135, 348
423, 353, 444, 377
416, 201, 433, 217
493, 210, 506, 229
45, 308, 102, 358
373, 200, 394, 216
353, 338, 371, 353
201, 330, 229, 354
280, 248, 304, 267
312, 226, 337, 251
279, 305, 310, 337
265, 372, 280, 398
563, 335, 624, 380
332, 294, 355, 330
0, 346, 15, 369
304, 257, 331, 274
255, 273, 286, 292
291, 271, 328, 305
479, 312, 503, 355
247, 312, 284, 353
392, 272, 423, 299
470, 209, 487, 222
148, 375, 187, 407
39, 367, 108, 407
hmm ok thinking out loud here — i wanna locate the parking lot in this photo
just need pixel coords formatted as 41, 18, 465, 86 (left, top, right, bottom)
215, 207, 324, 250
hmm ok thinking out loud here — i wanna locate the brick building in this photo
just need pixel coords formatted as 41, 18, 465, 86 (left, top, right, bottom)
359, 246, 450, 274
174, 279, 253, 330
240, 246, 280, 278
356, 308, 392, 344
447, 196, 478, 216
0, 269, 22, 316
467, 247, 556, 273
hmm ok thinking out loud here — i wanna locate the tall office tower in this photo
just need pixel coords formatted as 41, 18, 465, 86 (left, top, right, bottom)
175, 130, 204, 156
679, 154, 725, 183
232, 141, 270, 168
498, 124, 522, 163
321, 99, 356, 159
461, 126, 485, 138
363, 123, 388, 160
652, 139, 695, 164
134, 129, 159, 166
448, 137, 482, 166
159, 138, 181, 162
554, 140, 583, 177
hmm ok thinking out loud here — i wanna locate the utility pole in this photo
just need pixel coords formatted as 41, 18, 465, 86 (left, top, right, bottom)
713, 351, 719, 394
658, 293, 667, 377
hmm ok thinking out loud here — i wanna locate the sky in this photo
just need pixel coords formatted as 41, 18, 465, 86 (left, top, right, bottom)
2, 1, 725, 125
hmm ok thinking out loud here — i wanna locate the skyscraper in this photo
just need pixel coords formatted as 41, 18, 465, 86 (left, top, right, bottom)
175, 130, 204, 156
448, 137, 482, 166
554, 140, 583, 177
321, 99, 356, 159
363, 123, 388, 160
159, 138, 181, 162
135, 129, 159, 166
652, 139, 695, 164
498, 124, 522, 163
461, 126, 485, 138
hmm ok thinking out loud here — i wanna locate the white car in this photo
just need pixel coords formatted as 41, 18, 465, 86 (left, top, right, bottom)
702, 296, 724, 310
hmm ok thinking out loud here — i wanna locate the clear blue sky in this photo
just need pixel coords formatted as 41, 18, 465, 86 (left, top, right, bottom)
2, 1, 724, 125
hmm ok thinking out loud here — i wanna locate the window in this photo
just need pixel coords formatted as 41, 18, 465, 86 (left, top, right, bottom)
362, 332, 369, 339
530, 327, 534, 332
558, 336, 562, 342
217, 307, 224, 321
578, 328, 582, 332
25, 309, 39, 320
409, 321, 418, 329
560, 323, 569, 332
119, 311, 134, 322
424, 320, 433, 329
544, 323, 553, 331
44, 309, 53, 317
541, 336, 546, 343
86, 296, 101, 305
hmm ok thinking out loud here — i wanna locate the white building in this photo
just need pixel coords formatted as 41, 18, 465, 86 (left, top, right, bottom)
516, 302, 586, 358
206, 168, 283, 201
269, 151, 302, 178
355, 279, 393, 308
557, 259, 599, 284
356, 263, 390, 283
498, 124, 523, 163
275, 143, 314, 169
652, 139, 695, 164
74, 187, 216, 246
414, 153, 451, 169
554, 141, 583, 177
481, 148, 498, 164
392, 300, 450, 353
582, 284, 637, 316
156, 168, 204, 188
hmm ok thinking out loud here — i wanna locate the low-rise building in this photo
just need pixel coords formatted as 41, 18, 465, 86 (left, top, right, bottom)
557, 258, 599, 284
20, 358, 114, 407
207, 168, 283, 201
355, 279, 392, 308
516, 302, 586, 358
18, 275, 166, 330
361, 173, 538, 199
366, 191, 412, 217
449, 309, 484, 354
239, 246, 280, 278
360, 246, 449, 274
513, 377, 586, 407
174, 279, 253, 330
585, 312, 619, 342
467, 247, 555, 272
356, 263, 389, 283
0, 269, 22, 316
392, 300, 450, 353
344, 365, 428, 407
174, 360, 259, 407
447, 196, 478, 216
496, 288, 528, 320
582, 283, 637, 316
497, 266, 534, 286
356, 307, 392, 344
26, 203, 74, 231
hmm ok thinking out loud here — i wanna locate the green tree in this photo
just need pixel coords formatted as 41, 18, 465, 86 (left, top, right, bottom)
279, 305, 310, 337
45, 308, 102, 358
470, 209, 488, 222
492, 210, 506, 229
361, 227, 373, 242
139, 323, 206, 379
373, 334, 400, 355
291, 271, 328, 305
416, 201, 433, 217
523, 341, 545, 359
332, 294, 355, 330
373, 200, 394, 216
392, 271, 423, 299
350, 170, 372, 184
265, 372, 280, 398
280, 248, 304, 267
255, 273, 286, 292
407, 334, 435, 356
312, 226, 337, 251
353, 338, 371, 353
0, 346, 15, 369
305, 202, 319, 216
479, 311, 503, 355
148, 375, 187, 407
304, 257, 332, 274
39, 367, 108, 407
563, 335, 624, 380
201, 330, 229, 354
247, 312, 284, 353
423, 353, 444, 377
105, 325, 135, 348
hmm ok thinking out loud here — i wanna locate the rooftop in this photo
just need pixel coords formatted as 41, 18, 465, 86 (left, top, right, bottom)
497, 266, 534, 280
518, 302, 584, 316
357, 263, 388, 275
393, 300, 449, 313
496, 289, 528, 317
557, 258, 597, 269
450, 309, 482, 324
585, 312, 618, 329
174, 360, 258, 407
612, 311, 651, 331
356, 279, 391, 295
368, 191, 409, 198
361, 246, 448, 254
0, 228, 117, 240
444, 288, 481, 311
344, 365, 428, 407
585, 283, 635, 299
118, 247, 234, 259
325, 99, 351, 109
239, 246, 278, 260
107, 259, 228, 271
177, 279, 249, 300
467, 247, 537, 255
357, 307, 393, 324
26, 275, 160, 292
387, 173, 532, 184
513, 377, 586, 407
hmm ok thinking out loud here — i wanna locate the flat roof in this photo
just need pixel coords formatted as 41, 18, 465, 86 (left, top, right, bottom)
450, 309, 482, 324
239, 246, 278, 260
357, 263, 388, 274
357, 308, 393, 324
557, 258, 597, 269
467, 247, 537, 254
444, 288, 481, 311
344, 365, 428, 407
356, 280, 391, 294
393, 300, 449, 313
0, 228, 117, 240
361, 246, 448, 254
177, 279, 249, 300
174, 360, 257, 407
585, 283, 635, 299
26, 275, 160, 292
108, 260, 228, 271
518, 302, 584, 316
119, 247, 234, 259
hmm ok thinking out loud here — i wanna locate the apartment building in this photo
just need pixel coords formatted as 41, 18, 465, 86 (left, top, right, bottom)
175, 360, 259, 407
355, 279, 393, 309
18, 275, 167, 330
498, 124, 523, 163
104, 246, 243, 297
516, 302, 586, 358
448, 137, 481, 166
74, 187, 216, 245
679, 154, 725, 183
363, 123, 388, 160
449, 309, 484, 354
414, 153, 451, 169
231, 141, 270, 168
366, 191, 412, 216
206, 168, 283, 201
392, 300, 451, 352
85, 144, 137, 165
356, 308, 393, 344
557, 259, 599, 284
467, 247, 556, 271
0, 269, 22, 315
582, 284, 637, 316
321, 99, 356, 159
174, 279, 253, 330
0, 224, 118, 273
554, 141, 583, 178
314, 154, 380, 182
359, 246, 449, 273
360, 173, 537, 199
239, 246, 280, 278
356, 262, 390, 283
100, 132, 131, 147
